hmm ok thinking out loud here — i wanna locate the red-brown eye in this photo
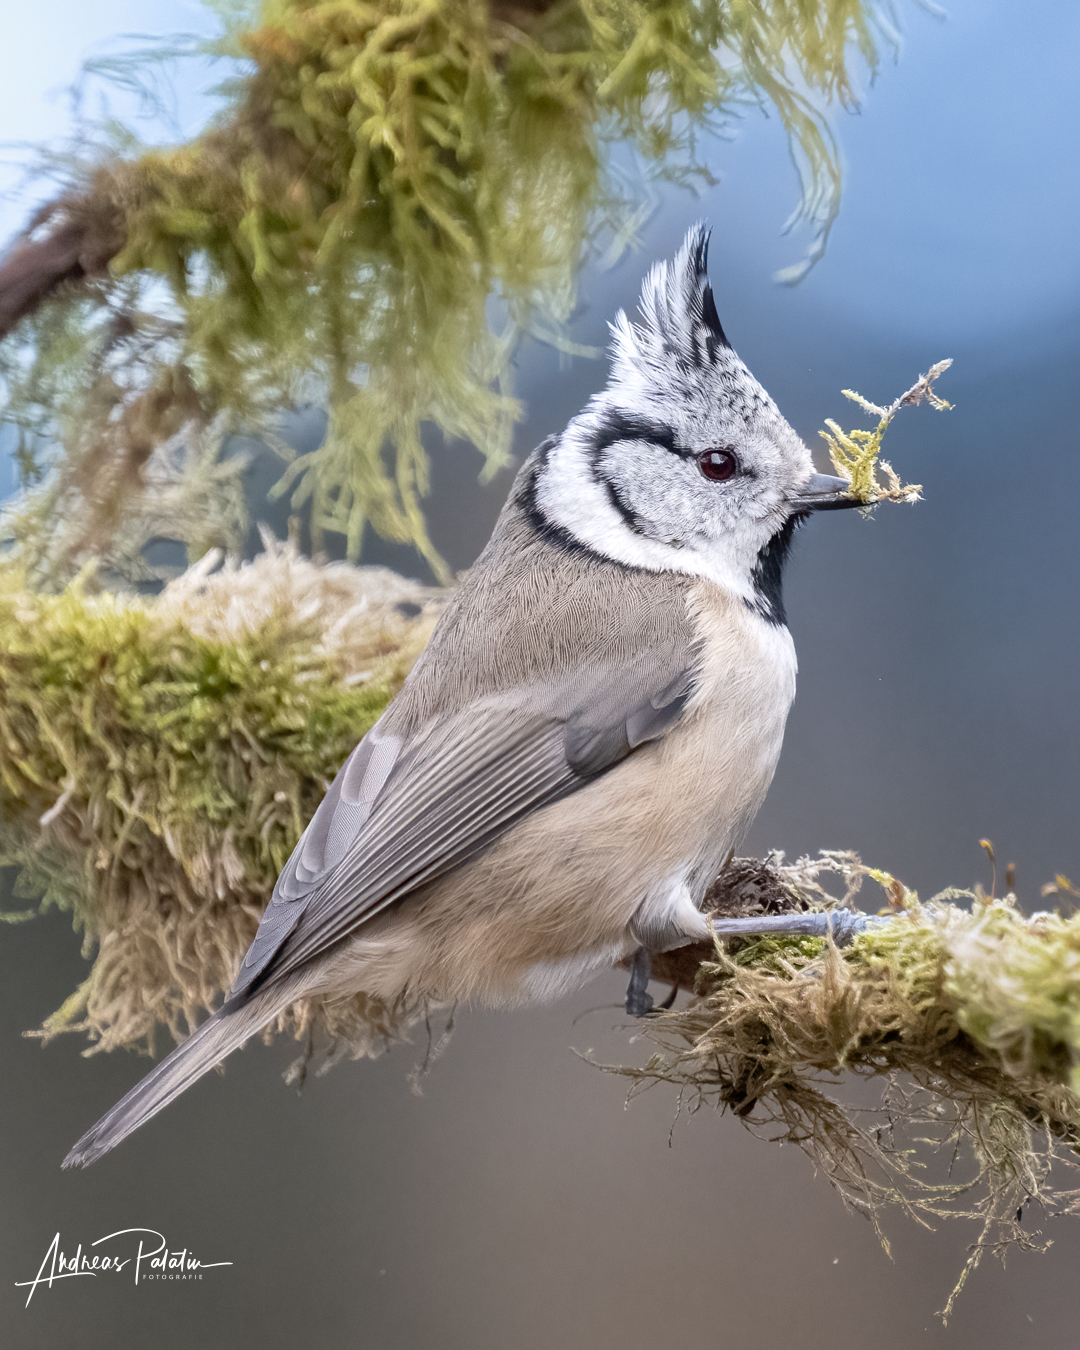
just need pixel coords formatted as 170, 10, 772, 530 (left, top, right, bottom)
698, 448, 738, 482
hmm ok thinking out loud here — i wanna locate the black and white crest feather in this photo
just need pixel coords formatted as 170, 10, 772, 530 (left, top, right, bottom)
608, 226, 743, 382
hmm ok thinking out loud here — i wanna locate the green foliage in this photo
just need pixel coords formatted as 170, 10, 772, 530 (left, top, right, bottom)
1, 0, 904, 580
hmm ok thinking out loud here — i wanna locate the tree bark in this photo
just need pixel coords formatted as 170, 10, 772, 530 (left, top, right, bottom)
0, 193, 127, 341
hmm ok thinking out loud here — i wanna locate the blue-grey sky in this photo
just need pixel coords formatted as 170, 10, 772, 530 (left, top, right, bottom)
718, 0, 1080, 345
0, 1, 216, 195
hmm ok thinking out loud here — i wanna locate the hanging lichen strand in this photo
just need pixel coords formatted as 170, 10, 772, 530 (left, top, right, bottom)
0, 0, 893, 583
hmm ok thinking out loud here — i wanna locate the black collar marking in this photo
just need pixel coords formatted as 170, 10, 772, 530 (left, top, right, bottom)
747, 514, 801, 627
518, 437, 637, 570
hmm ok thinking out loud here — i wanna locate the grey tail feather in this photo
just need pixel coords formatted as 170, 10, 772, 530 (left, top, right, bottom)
62, 979, 298, 1169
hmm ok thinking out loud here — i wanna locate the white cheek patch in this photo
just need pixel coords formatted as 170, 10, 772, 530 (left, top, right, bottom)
535, 420, 766, 602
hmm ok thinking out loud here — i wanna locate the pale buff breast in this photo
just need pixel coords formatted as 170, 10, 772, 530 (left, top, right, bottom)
309, 580, 797, 1011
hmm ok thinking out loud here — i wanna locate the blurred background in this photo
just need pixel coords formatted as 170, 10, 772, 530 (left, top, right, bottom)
2, 0, 1080, 1346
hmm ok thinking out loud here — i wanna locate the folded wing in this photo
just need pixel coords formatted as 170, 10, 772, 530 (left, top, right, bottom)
228, 654, 695, 1003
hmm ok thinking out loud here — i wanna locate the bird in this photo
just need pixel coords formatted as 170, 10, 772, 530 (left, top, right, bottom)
63, 224, 858, 1168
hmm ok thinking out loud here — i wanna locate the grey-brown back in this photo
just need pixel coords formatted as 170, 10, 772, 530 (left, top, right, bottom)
387, 458, 699, 733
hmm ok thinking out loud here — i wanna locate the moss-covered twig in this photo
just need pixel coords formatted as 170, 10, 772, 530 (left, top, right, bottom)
820, 358, 953, 503
0, 0, 907, 581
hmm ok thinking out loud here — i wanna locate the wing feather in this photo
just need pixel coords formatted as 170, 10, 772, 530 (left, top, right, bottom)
228, 654, 696, 1003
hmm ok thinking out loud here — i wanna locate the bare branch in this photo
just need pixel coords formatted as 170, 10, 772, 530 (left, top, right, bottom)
0, 192, 126, 341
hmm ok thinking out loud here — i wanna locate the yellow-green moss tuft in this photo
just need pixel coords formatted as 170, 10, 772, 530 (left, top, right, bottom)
820, 358, 952, 504
607, 857, 1080, 1320
0, 540, 445, 1059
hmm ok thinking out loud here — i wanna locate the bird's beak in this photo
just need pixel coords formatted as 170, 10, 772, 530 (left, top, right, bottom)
788, 472, 861, 512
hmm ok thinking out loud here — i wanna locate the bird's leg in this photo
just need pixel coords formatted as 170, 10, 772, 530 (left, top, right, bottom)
625, 946, 654, 1017
657, 982, 679, 1011
711, 911, 889, 946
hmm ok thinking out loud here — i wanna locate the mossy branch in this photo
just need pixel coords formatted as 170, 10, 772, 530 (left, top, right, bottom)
606, 852, 1080, 1321
0, 539, 444, 1057
0, 0, 905, 581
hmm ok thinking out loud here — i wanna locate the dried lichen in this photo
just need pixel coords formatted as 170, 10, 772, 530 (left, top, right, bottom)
606, 854, 1080, 1319
820, 358, 952, 504
0, 538, 446, 1063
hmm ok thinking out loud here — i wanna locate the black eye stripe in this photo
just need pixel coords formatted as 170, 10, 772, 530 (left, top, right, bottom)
587, 410, 694, 460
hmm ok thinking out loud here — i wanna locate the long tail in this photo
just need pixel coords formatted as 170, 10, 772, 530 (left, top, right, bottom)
62, 979, 300, 1169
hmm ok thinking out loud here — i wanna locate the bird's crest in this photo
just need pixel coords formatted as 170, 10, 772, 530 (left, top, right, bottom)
608, 224, 738, 392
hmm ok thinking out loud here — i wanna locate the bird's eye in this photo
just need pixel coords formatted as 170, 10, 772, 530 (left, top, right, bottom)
698, 448, 738, 482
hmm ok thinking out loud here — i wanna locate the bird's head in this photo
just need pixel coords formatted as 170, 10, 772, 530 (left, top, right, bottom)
530, 224, 856, 619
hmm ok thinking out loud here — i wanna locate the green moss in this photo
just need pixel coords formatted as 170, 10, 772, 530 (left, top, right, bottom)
0, 544, 441, 1054
939, 900, 1080, 1089
0, 580, 386, 893
710, 931, 825, 977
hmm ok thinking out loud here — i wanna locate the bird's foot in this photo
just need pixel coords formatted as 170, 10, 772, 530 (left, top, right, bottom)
625, 946, 654, 1018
